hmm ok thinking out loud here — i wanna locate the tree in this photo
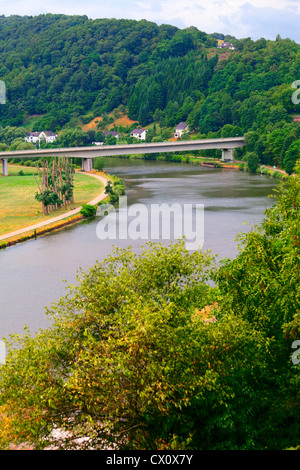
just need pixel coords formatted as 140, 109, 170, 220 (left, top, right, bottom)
94, 130, 105, 142
0, 126, 27, 145
1, 235, 299, 450
0, 241, 218, 449
283, 140, 300, 175
0, 240, 271, 451
213, 170, 300, 449
244, 130, 260, 152
221, 124, 242, 138
105, 134, 117, 146
104, 178, 125, 204
94, 157, 105, 171
246, 151, 260, 173
268, 104, 288, 124
215, 169, 300, 339
9, 140, 34, 151
57, 127, 88, 147
34, 157, 74, 214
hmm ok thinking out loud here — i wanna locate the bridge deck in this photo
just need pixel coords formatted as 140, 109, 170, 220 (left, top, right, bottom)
0, 137, 245, 175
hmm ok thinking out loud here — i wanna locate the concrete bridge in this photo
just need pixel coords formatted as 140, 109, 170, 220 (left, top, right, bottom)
0, 137, 245, 175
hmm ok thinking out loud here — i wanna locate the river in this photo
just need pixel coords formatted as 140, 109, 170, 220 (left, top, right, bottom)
0, 158, 277, 340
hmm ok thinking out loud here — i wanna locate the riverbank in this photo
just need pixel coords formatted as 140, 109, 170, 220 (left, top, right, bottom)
112, 152, 289, 178
0, 171, 110, 249
238, 162, 288, 179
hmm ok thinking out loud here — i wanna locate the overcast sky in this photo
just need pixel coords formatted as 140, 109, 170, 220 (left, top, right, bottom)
0, 0, 299, 43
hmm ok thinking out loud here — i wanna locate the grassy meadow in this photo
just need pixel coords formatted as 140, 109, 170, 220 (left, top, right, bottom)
0, 165, 104, 236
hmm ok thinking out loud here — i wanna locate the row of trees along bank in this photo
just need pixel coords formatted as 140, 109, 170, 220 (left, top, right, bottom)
34, 157, 74, 215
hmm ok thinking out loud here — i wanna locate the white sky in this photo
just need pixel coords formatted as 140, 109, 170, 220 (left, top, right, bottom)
0, 0, 299, 42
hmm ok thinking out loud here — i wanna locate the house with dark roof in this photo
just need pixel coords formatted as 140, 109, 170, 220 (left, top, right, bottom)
25, 130, 57, 144
217, 41, 236, 50
39, 131, 57, 143
24, 132, 40, 144
103, 131, 120, 140
130, 128, 148, 141
173, 122, 189, 139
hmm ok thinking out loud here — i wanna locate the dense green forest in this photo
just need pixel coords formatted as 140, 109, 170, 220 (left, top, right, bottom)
0, 14, 299, 171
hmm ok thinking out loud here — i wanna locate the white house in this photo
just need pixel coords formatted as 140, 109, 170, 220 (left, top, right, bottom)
130, 128, 148, 141
173, 122, 189, 139
39, 131, 57, 143
25, 132, 40, 144
25, 131, 57, 145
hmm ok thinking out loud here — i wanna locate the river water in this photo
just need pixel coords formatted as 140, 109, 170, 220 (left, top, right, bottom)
0, 158, 277, 340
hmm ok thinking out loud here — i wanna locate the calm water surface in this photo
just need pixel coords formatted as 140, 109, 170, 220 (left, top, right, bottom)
0, 158, 277, 339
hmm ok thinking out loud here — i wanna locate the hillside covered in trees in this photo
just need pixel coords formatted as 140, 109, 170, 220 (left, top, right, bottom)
0, 14, 300, 171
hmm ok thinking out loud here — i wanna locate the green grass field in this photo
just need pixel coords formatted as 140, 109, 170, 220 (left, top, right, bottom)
0, 165, 104, 235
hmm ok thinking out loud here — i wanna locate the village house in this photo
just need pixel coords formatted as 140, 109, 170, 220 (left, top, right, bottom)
130, 128, 148, 141
103, 131, 120, 140
217, 41, 236, 50
25, 130, 57, 145
173, 122, 189, 139
24, 131, 40, 144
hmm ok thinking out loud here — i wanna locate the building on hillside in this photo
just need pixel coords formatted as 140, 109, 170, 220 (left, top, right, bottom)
173, 122, 189, 139
39, 131, 57, 143
103, 131, 120, 140
217, 41, 236, 50
25, 130, 57, 144
24, 131, 40, 144
130, 128, 148, 141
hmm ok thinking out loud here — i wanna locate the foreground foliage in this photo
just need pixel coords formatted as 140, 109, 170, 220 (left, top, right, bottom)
1, 171, 300, 449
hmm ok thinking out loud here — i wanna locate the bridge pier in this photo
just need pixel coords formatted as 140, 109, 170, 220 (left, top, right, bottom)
1, 158, 8, 176
82, 158, 93, 172
221, 148, 235, 162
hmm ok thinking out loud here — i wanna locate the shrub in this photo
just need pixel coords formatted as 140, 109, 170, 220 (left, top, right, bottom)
94, 157, 105, 171
80, 204, 97, 217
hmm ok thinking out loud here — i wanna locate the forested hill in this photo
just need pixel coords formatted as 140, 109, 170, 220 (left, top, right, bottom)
0, 14, 214, 127
0, 14, 300, 171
